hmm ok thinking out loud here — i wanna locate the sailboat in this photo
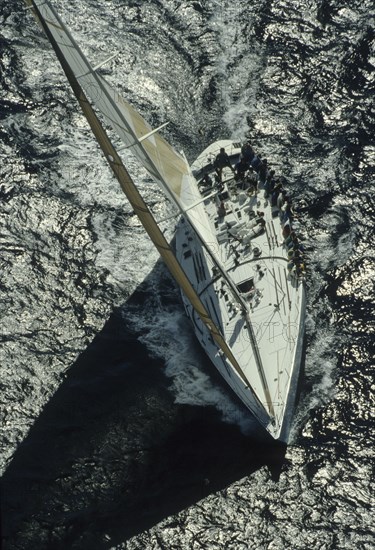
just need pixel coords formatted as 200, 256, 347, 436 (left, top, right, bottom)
25, 0, 306, 442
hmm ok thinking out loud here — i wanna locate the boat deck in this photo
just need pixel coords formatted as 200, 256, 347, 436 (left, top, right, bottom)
176, 140, 305, 440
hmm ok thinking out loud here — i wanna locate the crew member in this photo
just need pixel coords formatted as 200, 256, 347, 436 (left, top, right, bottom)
214, 148, 234, 182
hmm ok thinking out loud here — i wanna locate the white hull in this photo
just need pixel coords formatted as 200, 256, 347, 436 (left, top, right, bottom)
176, 140, 306, 441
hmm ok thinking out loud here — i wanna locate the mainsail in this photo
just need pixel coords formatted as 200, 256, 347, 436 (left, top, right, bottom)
26, 0, 272, 417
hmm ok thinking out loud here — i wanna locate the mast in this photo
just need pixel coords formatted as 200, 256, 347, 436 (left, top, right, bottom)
26, 0, 272, 416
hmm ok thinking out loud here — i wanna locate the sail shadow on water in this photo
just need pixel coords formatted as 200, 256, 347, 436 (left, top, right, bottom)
1, 259, 286, 548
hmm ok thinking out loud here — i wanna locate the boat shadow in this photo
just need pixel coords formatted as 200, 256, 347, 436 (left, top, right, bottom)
2, 261, 287, 549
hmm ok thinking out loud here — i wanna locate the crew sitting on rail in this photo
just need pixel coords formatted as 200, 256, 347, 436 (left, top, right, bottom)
287, 252, 306, 277
288, 261, 306, 277
264, 170, 276, 197
285, 235, 304, 255
284, 230, 297, 248
214, 148, 235, 182
287, 244, 304, 259
281, 198, 294, 223
289, 247, 304, 262
271, 184, 283, 207
277, 189, 287, 210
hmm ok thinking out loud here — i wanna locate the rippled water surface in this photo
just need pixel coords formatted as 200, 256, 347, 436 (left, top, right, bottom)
1, 1, 374, 549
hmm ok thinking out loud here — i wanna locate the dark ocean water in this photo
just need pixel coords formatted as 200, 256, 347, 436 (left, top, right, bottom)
1, 1, 374, 548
